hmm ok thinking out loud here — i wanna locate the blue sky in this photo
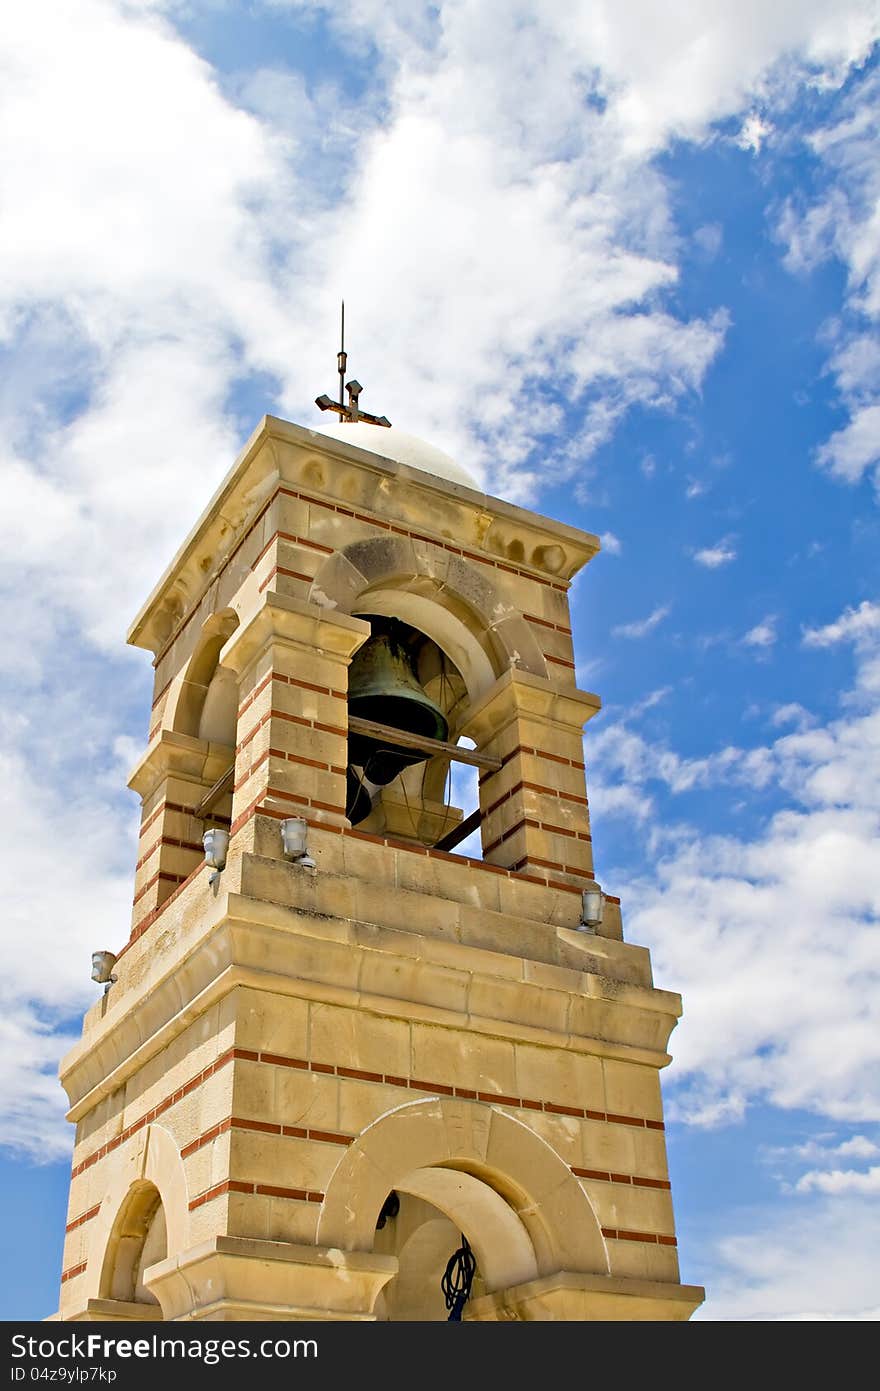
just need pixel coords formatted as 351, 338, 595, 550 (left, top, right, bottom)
1, 0, 879, 1321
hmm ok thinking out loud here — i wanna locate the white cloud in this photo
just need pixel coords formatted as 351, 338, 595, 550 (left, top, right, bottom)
835, 1134, 880, 1159
599, 530, 622, 554
0, 733, 134, 1159
699, 1196, 880, 1320
803, 599, 880, 648
772, 702, 815, 729
817, 403, 880, 484
736, 111, 773, 153
796, 1165, 880, 1194
591, 604, 880, 1126
611, 603, 670, 639
776, 65, 880, 496
743, 616, 778, 647
694, 540, 737, 567
693, 223, 723, 258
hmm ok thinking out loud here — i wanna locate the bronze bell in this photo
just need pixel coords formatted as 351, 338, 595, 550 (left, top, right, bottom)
347, 617, 449, 796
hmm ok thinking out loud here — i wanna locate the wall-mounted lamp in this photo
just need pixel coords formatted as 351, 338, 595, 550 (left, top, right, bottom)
281, 816, 316, 869
579, 886, 605, 934
91, 950, 118, 993
203, 827, 230, 886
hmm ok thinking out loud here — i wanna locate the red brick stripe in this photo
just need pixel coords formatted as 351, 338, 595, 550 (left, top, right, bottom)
70, 1040, 666, 1182
65, 1203, 101, 1234
60, 1261, 87, 1284
479, 745, 586, 786
135, 835, 204, 872
483, 816, 592, 857
253, 530, 335, 568
486, 780, 589, 816
601, 1227, 676, 1246
258, 565, 313, 595
238, 671, 346, 721
573, 1167, 671, 1190
69, 1046, 249, 1176
131, 869, 188, 906
524, 614, 573, 635
139, 798, 203, 840
188, 1179, 324, 1210
235, 1047, 664, 1131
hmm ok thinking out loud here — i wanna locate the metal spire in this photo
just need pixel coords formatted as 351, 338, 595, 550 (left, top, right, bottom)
315, 301, 391, 428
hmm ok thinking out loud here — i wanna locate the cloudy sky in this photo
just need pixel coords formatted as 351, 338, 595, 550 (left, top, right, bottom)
2, 0, 879, 1321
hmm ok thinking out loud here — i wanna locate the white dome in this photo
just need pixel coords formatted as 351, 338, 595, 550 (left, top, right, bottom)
311, 420, 478, 489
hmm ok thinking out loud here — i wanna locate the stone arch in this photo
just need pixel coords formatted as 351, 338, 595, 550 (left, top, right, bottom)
317, 1097, 608, 1290
82, 1124, 189, 1307
309, 536, 547, 701
165, 609, 240, 742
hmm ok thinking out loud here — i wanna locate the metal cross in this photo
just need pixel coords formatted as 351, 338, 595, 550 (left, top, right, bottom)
315, 301, 392, 428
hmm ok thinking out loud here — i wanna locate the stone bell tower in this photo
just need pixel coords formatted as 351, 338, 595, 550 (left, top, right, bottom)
54, 391, 704, 1321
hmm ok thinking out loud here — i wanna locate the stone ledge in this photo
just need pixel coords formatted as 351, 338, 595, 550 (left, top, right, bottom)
144, 1236, 397, 1321
466, 1269, 705, 1321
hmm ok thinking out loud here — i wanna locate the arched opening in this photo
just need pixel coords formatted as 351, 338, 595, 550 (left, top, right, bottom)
318, 1097, 609, 1321
99, 1181, 167, 1308
172, 610, 240, 744
345, 612, 473, 847
373, 1195, 485, 1321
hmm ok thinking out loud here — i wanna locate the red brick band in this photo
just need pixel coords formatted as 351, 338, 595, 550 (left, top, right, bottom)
602, 1228, 677, 1247
253, 530, 335, 568
486, 780, 589, 816
64, 1203, 101, 1234
139, 798, 202, 840
69, 1044, 665, 1179
483, 816, 592, 857
232, 1047, 664, 1131
68, 1045, 248, 1177
236, 707, 347, 759
479, 745, 586, 786
524, 614, 573, 635
60, 1261, 87, 1284
131, 869, 188, 906
258, 565, 314, 595
135, 835, 204, 873
238, 670, 346, 721
188, 1179, 324, 1211
572, 1167, 670, 1191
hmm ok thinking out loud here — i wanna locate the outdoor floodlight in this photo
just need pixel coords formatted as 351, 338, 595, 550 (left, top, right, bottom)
203, 827, 230, 886
91, 950, 118, 992
281, 816, 316, 869
579, 886, 605, 933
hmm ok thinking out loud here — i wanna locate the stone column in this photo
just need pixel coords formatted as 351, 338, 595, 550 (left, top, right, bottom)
222, 591, 370, 836
128, 731, 233, 937
462, 669, 600, 886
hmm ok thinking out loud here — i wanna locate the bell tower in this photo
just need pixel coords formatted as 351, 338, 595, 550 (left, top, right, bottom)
54, 402, 704, 1322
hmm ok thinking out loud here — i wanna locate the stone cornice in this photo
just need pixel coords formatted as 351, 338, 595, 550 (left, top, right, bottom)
60, 888, 682, 1120
127, 415, 600, 656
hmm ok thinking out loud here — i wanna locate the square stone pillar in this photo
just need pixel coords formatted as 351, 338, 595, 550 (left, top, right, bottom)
462, 669, 601, 887
222, 591, 370, 835
127, 731, 233, 937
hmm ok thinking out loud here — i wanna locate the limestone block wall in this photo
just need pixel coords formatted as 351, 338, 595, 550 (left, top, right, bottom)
220, 989, 680, 1285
